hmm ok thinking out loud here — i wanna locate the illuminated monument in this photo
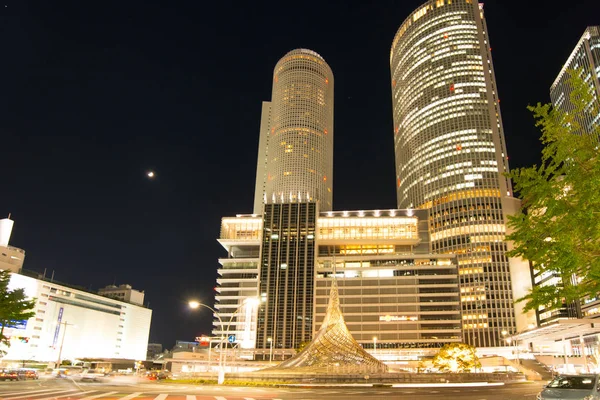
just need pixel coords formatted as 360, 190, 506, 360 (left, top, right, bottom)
260, 277, 387, 374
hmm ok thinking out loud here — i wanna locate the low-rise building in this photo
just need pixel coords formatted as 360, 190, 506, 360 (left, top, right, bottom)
98, 284, 145, 306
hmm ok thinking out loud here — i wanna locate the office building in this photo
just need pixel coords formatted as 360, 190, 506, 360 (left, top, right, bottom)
215, 208, 461, 359
315, 209, 461, 357
550, 26, 600, 140
390, 0, 534, 347
253, 49, 334, 214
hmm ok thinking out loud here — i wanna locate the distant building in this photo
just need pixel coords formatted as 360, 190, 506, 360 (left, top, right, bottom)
0, 216, 152, 366
98, 284, 145, 306
550, 26, 600, 140
171, 340, 199, 353
0, 217, 25, 273
147, 343, 163, 360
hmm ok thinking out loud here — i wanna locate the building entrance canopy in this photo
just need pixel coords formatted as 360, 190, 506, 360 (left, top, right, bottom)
512, 319, 600, 342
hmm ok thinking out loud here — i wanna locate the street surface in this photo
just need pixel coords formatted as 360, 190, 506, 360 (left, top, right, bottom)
0, 376, 548, 400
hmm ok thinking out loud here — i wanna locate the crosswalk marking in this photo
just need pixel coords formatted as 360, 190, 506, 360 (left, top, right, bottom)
37, 391, 97, 400
119, 392, 142, 400
80, 391, 118, 399
0, 389, 296, 400
0, 388, 59, 397
4, 389, 81, 400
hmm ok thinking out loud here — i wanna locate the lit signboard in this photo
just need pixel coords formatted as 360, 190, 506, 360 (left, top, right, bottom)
379, 315, 418, 322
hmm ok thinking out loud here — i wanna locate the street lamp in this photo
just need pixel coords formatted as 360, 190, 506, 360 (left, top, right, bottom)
580, 337, 589, 373
373, 336, 377, 356
188, 297, 259, 384
503, 334, 520, 366
267, 337, 273, 363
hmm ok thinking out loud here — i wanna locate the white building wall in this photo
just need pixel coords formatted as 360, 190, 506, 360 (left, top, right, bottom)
2, 273, 151, 363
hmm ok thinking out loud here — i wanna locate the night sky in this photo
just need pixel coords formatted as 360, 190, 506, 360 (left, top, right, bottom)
1, 1, 599, 350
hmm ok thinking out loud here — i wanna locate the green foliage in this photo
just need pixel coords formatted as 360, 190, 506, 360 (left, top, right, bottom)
506, 68, 600, 312
432, 343, 481, 372
0, 270, 37, 356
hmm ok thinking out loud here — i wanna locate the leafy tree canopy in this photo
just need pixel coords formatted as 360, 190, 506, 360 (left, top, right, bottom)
506, 68, 600, 312
432, 342, 481, 373
0, 270, 37, 356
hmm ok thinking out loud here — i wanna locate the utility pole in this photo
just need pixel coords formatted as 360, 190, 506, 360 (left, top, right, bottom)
56, 321, 74, 368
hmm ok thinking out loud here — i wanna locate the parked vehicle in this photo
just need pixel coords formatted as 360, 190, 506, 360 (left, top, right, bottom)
146, 370, 170, 380
537, 374, 600, 399
17, 369, 39, 380
0, 370, 24, 381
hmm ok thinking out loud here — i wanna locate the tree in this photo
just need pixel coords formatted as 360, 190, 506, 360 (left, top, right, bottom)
505, 68, 600, 313
0, 270, 37, 356
432, 343, 481, 373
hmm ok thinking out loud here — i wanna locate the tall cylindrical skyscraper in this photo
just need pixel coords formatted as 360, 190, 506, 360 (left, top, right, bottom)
390, 0, 533, 347
253, 49, 334, 214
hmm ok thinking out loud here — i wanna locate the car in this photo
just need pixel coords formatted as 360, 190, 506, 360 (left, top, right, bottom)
537, 374, 600, 400
78, 369, 106, 382
18, 369, 39, 380
0, 370, 23, 381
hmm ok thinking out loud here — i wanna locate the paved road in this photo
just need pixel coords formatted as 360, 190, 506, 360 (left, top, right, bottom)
0, 378, 547, 400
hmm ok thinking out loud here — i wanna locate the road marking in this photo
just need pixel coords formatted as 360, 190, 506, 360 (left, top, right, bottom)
3, 389, 81, 400
243, 398, 256, 400
215, 397, 227, 400
0, 388, 58, 397
81, 391, 118, 399
119, 392, 142, 400
36, 391, 96, 400
153, 395, 168, 400
186, 396, 196, 400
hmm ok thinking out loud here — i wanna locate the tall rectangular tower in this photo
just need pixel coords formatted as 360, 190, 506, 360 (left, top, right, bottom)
550, 26, 600, 141
389, 0, 533, 347
256, 202, 317, 351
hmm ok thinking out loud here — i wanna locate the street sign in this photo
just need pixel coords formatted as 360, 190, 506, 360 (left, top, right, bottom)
227, 335, 236, 343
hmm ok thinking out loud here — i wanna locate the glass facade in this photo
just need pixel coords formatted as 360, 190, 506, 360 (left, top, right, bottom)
390, 0, 517, 347
550, 26, 600, 141
256, 202, 317, 350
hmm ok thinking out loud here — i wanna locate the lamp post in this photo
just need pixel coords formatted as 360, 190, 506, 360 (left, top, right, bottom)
580, 336, 589, 373
373, 336, 377, 356
267, 337, 273, 363
189, 297, 259, 384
